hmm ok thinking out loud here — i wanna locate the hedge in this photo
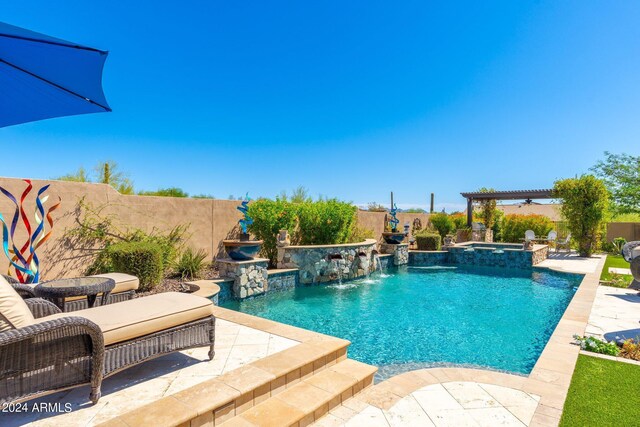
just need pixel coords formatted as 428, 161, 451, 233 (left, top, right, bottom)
109, 241, 164, 291
416, 232, 442, 250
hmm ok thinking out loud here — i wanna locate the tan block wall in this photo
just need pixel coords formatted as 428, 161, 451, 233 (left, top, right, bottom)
0, 177, 243, 280
606, 222, 640, 243
0, 177, 432, 280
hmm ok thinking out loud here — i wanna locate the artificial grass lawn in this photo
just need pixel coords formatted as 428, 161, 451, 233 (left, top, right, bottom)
600, 254, 633, 287
560, 354, 640, 427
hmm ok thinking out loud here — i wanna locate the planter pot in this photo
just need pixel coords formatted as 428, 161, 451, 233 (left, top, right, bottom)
382, 231, 405, 244
223, 240, 263, 261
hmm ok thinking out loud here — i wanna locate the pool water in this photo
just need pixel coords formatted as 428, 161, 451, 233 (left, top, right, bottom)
223, 266, 583, 379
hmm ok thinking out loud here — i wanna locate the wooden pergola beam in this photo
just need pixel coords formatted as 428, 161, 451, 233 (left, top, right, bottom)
461, 189, 555, 226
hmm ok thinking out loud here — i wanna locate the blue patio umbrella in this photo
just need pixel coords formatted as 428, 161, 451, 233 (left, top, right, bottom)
0, 21, 111, 128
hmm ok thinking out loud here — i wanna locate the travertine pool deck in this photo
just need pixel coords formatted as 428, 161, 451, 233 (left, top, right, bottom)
586, 284, 640, 342
4, 318, 298, 427
313, 253, 606, 427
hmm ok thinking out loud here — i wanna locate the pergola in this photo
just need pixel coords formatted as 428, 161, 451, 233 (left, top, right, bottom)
460, 189, 555, 227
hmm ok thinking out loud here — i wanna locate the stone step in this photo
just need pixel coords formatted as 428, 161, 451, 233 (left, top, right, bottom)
220, 359, 377, 427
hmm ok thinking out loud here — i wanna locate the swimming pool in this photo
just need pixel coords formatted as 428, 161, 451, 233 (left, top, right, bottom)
223, 266, 583, 379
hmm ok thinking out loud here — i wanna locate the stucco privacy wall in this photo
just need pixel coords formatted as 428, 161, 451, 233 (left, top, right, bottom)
0, 177, 432, 280
0, 177, 241, 279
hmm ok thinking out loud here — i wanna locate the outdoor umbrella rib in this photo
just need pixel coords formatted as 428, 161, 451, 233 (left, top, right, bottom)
0, 57, 111, 111
0, 32, 107, 54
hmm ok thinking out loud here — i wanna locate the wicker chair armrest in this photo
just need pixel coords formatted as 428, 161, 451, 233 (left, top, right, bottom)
2, 274, 19, 284
24, 298, 63, 318
622, 241, 640, 263
10, 282, 37, 299
0, 316, 104, 350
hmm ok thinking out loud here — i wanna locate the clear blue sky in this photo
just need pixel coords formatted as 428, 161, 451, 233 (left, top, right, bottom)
2, 1, 639, 211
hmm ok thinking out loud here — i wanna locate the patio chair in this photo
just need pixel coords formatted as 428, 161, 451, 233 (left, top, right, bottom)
0, 274, 215, 405
524, 230, 536, 241
555, 233, 572, 253
3, 272, 139, 311
547, 230, 557, 244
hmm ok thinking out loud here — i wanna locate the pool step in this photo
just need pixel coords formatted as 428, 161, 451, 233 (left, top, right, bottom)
219, 358, 377, 427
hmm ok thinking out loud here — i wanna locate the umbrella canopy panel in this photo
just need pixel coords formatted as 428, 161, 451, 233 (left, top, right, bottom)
0, 21, 111, 127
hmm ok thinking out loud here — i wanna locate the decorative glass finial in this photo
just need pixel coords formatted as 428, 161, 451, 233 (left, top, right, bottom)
237, 193, 253, 234
389, 203, 399, 231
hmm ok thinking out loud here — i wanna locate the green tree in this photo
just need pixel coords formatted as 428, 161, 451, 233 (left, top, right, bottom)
404, 207, 426, 213
95, 161, 134, 194
476, 187, 498, 229
192, 194, 215, 199
139, 187, 189, 197
591, 152, 640, 214
289, 186, 311, 203
56, 167, 89, 182
554, 175, 610, 257
366, 202, 387, 212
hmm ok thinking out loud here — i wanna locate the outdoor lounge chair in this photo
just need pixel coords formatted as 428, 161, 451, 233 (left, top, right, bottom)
555, 233, 572, 253
4, 272, 139, 311
0, 275, 215, 405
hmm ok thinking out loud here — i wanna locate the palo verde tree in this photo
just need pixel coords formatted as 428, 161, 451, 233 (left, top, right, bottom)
554, 175, 609, 257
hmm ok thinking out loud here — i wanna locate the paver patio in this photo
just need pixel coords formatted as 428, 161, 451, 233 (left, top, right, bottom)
4, 319, 298, 427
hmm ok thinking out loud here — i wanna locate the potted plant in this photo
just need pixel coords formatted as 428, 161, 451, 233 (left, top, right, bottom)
223, 194, 263, 260
381, 204, 405, 244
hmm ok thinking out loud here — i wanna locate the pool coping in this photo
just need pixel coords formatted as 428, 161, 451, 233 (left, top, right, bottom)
347, 254, 607, 427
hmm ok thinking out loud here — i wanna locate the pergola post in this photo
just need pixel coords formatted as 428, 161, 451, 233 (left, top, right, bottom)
466, 198, 473, 227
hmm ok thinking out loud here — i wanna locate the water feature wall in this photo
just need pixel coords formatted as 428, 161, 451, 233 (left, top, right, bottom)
277, 239, 378, 284
409, 243, 549, 269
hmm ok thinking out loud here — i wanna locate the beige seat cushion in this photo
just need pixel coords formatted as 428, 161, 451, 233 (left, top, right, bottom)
40, 292, 214, 345
24, 272, 140, 302
0, 275, 35, 332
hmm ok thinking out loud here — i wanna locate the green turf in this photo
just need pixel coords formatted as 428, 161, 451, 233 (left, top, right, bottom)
600, 254, 632, 287
560, 355, 640, 427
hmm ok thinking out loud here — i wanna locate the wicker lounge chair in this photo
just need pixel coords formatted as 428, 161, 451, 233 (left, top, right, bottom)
0, 275, 215, 405
3, 272, 139, 311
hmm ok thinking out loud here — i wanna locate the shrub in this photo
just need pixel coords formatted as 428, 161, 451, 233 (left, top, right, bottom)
574, 335, 620, 356
450, 213, 467, 230
429, 213, 454, 239
621, 339, 640, 361
172, 247, 208, 280
415, 231, 442, 250
247, 198, 299, 266
555, 175, 610, 257
349, 226, 375, 243
109, 241, 164, 291
296, 199, 357, 245
501, 214, 554, 243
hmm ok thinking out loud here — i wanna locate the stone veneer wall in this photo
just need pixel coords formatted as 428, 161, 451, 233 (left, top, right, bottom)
409, 244, 549, 269
379, 243, 409, 266
277, 239, 378, 284
217, 258, 268, 299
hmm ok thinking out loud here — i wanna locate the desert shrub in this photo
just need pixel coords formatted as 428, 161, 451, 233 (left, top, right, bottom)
429, 213, 454, 239
349, 226, 375, 243
450, 213, 467, 230
555, 175, 610, 257
296, 199, 357, 245
621, 339, 640, 361
501, 214, 554, 243
574, 335, 620, 356
247, 198, 299, 266
415, 231, 442, 250
109, 241, 164, 291
172, 248, 208, 280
